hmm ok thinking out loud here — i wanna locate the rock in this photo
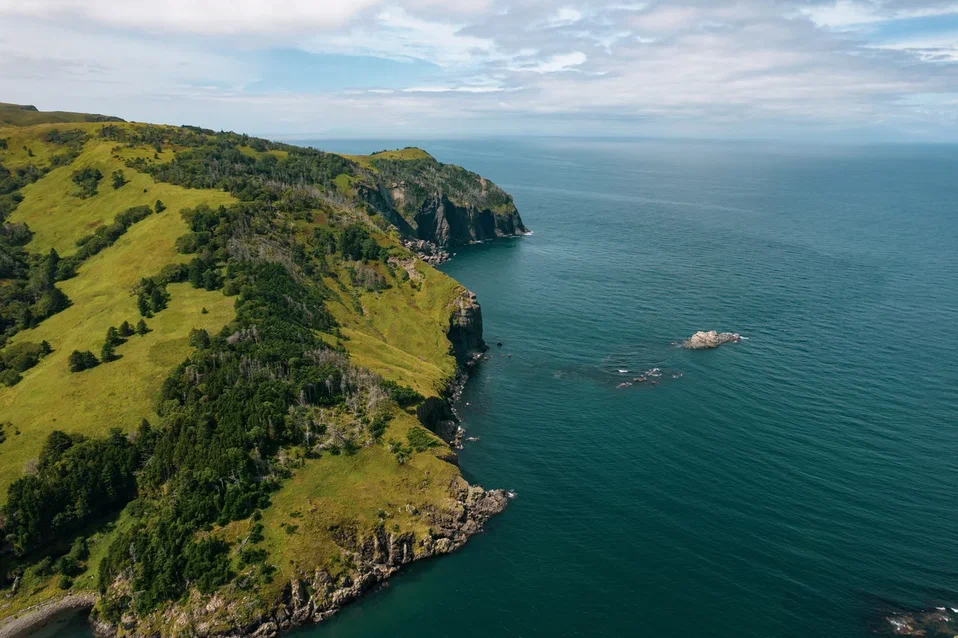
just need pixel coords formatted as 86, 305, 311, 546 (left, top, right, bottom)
683, 330, 742, 349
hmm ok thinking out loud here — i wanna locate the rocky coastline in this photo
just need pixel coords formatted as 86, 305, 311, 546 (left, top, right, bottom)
0, 593, 97, 638
91, 481, 507, 638
84, 285, 501, 638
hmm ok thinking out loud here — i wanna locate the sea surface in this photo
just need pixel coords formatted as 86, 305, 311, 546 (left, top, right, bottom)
70, 138, 958, 637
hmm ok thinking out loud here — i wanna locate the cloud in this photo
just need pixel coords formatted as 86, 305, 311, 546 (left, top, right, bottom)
515, 51, 588, 73
799, 0, 958, 29
2, 0, 958, 140
0, 0, 383, 34
300, 6, 499, 67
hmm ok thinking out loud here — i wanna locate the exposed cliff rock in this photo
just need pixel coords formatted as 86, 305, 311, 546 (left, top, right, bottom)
683, 331, 742, 349
447, 290, 486, 367
410, 194, 527, 248
93, 479, 507, 638
356, 151, 528, 249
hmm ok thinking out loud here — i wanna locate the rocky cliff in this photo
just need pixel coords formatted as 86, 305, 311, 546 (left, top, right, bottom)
447, 289, 487, 367
410, 194, 527, 248
355, 150, 528, 249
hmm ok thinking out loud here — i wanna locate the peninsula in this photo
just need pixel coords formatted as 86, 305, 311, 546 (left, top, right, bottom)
0, 102, 526, 636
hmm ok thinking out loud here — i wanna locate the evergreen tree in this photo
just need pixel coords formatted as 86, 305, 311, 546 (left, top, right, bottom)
105, 326, 122, 347
154, 199, 166, 213
118, 320, 134, 337
137, 293, 151, 317
67, 350, 98, 372
149, 286, 166, 312
135, 319, 148, 335
100, 340, 116, 362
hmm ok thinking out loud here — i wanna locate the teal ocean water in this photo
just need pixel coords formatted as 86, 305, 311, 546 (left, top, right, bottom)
67, 138, 958, 637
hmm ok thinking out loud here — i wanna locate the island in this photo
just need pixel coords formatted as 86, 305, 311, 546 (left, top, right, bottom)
0, 102, 526, 636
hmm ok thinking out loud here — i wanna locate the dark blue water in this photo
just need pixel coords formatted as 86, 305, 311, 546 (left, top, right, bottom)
65, 138, 958, 637
300, 139, 958, 637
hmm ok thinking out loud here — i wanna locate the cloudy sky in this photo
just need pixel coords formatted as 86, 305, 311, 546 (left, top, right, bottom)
1, 0, 958, 140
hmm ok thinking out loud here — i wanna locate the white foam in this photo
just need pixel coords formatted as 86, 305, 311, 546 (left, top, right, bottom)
618, 369, 629, 373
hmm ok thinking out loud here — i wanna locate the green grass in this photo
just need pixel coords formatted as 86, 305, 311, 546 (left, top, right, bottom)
335, 147, 433, 172
10, 138, 234, 255
323, 259, 461, 396
0, 102, 122, 128
231, 411, 458, 597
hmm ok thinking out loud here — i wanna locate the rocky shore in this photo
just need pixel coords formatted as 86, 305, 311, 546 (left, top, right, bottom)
92, 481, 507, 638
0, 593, 96, 638
401, 238, 450, 265
87, 284, 502, 638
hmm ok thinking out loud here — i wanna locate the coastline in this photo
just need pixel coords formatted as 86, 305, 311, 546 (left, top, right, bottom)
86, 262, 507, 637
0, 594, 96, 638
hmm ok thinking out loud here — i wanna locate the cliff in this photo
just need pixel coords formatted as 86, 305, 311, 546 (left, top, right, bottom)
349, 148, 528, 249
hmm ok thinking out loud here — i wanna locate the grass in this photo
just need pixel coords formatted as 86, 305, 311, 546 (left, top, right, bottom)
335, 147, 433, 172
231, 411, 458, 601
9, 137, 234, 255
323, 259, 461, 397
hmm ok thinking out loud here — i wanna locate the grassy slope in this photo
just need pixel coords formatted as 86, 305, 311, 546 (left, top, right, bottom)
0, 123, 473, 626
0, 126, 238, 497
322, 258, 460, 397
0, 102, 122, 128
336, 147, 433, 172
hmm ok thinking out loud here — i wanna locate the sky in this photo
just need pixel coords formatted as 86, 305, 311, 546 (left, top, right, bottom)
1, 0, 958, 141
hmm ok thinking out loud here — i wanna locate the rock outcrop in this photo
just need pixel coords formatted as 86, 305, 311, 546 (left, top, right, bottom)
683, 331, 742, 349
446, 290, 487, 367
411, 194, 527, 248
93, 479, 507, 638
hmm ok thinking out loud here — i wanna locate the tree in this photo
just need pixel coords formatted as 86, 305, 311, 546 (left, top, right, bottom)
136, 319, 149, 335
101, 340, 117, 362
105, 326, 123, 347
154, 199, 166, 213
68, 350, 99, 372
118, 321, 134, 337
111, 170, 127, 190
137, 294, 152, 317
149, 286, 166, 312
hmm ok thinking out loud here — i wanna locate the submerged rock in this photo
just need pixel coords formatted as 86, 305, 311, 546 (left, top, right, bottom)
683, 330, 742, 350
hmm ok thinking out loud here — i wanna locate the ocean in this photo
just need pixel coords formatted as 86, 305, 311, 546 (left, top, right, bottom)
67, 137, 958, 637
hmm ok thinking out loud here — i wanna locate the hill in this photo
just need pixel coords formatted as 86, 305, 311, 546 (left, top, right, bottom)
0, 102, 124, 128
0, 113, 520, 635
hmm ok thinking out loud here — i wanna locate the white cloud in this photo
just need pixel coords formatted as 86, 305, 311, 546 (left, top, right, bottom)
301, 6, 498, 67
0, 0, 383, 34
549, 7, 583, 26
799, 0, 958, 29
2, 1, 958, 139
515, 51, 588, 73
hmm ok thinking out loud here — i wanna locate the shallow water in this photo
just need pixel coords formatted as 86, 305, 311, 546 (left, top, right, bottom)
67, 138, 958, 637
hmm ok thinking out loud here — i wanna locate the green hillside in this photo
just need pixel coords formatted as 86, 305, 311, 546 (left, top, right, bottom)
0, 102, 123, 128
0, 114, 503, 634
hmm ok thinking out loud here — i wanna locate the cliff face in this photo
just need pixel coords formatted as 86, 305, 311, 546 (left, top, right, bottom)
354, 150, 528, 249
412, 195, 527, 248
446, 289, 487, 367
